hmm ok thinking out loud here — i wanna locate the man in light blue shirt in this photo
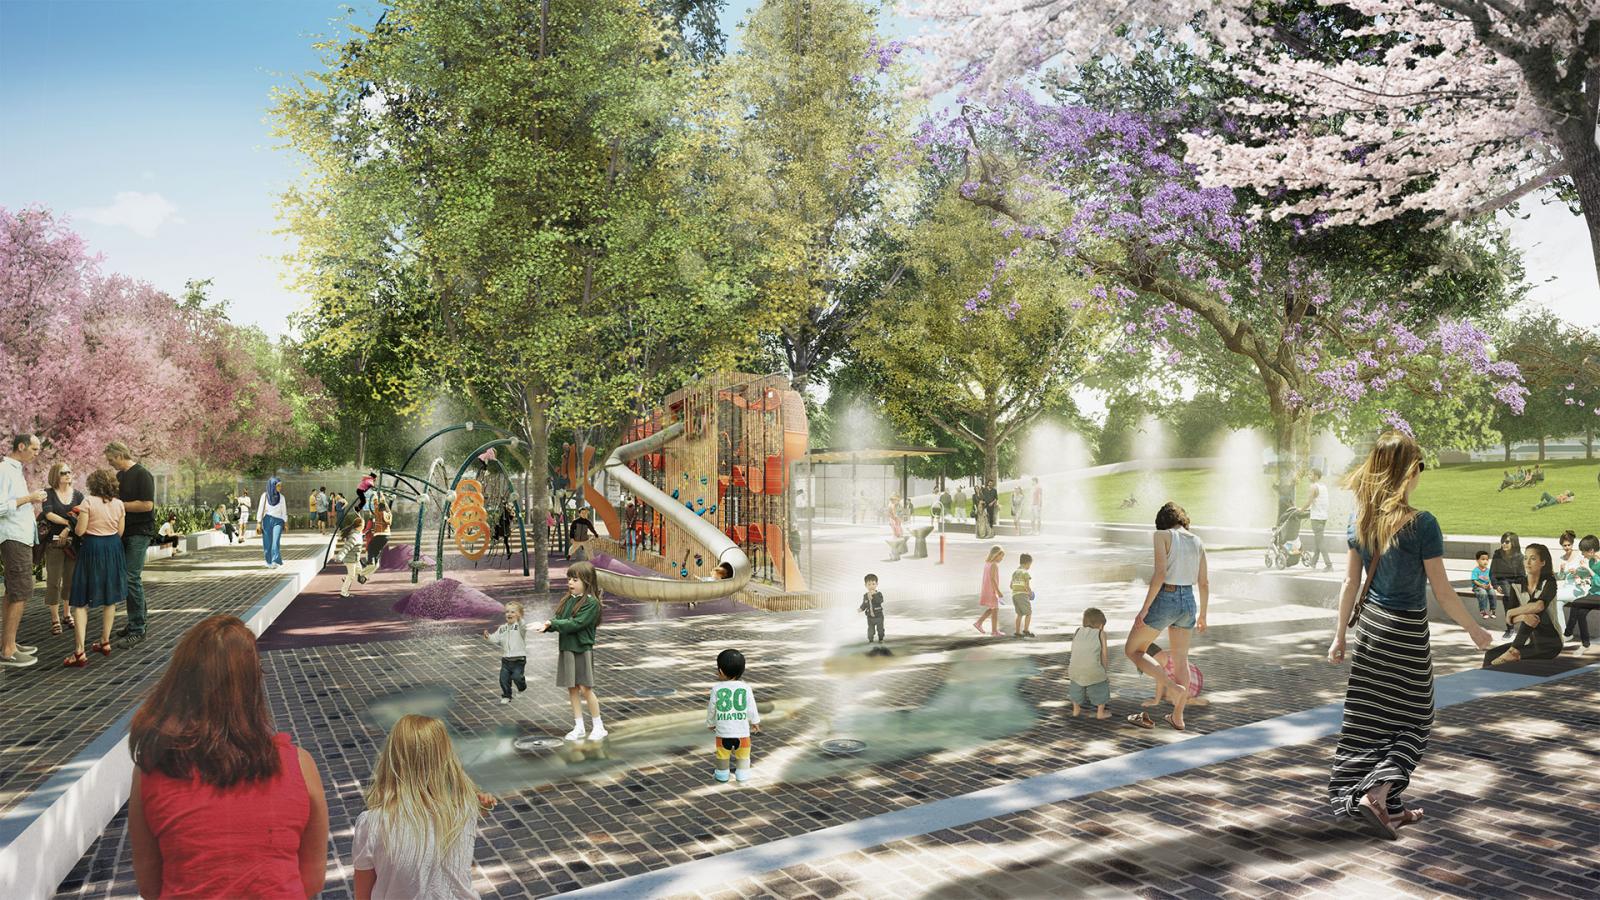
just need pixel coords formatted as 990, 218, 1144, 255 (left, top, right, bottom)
1, 433, 45, 666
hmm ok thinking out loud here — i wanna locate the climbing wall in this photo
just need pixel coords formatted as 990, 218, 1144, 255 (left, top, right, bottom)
621, 372, 808, 592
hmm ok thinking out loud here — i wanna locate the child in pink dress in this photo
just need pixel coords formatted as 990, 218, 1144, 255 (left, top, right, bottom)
973, 545, 1004, 636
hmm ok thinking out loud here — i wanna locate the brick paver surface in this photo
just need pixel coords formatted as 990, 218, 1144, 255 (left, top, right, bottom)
1, 536, 324, 819
53, 523, 1542, 898
686, 670, 1600, 900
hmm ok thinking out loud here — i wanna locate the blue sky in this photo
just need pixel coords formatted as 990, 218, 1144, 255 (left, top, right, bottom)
0, 0, 383, 337
2, 0, 1595, 340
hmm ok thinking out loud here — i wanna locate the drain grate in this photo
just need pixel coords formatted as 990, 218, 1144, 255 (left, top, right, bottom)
818, 738, 868, 755
635, 687, 676, 697
513, 736, 567, 752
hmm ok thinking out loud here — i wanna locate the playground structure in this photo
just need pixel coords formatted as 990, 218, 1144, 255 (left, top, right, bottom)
579, 373, 813, 605
325, 422, 531, 582
340, 376, 811, 606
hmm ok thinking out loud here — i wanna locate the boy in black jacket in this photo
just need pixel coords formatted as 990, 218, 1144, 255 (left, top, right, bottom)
860, 573, 885, 643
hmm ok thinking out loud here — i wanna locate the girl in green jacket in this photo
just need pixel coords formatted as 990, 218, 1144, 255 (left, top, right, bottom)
542, 561, 606, 741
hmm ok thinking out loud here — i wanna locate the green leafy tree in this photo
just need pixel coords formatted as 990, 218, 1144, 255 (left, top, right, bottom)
854, 191, 1107, 482
681, 0, 917, 391
1497, 312, 1600, 460
275, 1, 752, 590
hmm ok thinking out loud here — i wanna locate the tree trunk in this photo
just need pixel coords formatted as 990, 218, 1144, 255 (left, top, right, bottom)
1268, 385, 1297, 516
1566, 142, 1600, 292
1587, 425, 1594, 460
524, 397, 551, 593
1504, 435, 1512, 463
356, 426, 368, 472
1538, 434, 1547, 461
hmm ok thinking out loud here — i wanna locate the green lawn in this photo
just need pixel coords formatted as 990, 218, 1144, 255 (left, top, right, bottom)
919, 458, 1600, 538
1409, 458, 1600, 538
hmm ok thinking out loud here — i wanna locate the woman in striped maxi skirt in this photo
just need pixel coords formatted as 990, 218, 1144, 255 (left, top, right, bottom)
1327, 433, 1492, 840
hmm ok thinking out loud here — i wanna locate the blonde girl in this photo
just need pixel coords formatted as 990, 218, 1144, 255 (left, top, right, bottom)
354, 714, 495, 900
541, 561, 606, 741
973, 545, 1004, 636
1326, 432, 1491, 840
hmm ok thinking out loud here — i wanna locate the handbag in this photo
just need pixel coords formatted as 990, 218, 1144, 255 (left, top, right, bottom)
1348, 549, 1382, 629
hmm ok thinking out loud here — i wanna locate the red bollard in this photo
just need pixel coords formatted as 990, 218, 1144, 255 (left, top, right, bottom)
938, 533, 946, 564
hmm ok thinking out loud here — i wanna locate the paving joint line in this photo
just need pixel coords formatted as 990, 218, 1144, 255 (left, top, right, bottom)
563, 661, 1600, 899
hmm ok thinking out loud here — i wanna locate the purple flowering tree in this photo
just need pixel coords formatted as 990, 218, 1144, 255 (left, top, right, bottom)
914, 90, 1526, 502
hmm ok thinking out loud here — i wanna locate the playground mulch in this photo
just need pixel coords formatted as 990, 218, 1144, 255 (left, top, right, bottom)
257, 546, 757, 653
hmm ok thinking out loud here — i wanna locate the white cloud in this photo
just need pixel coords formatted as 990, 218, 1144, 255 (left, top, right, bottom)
76, 190, 182, 238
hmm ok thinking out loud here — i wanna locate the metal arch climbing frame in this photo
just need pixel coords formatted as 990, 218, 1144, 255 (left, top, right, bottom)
399, 422, 520, 476
596, 421, 752, 602
322, 468, 449, 569
436, 437, 529, 581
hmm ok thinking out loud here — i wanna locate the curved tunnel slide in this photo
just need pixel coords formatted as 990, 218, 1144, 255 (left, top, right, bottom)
594, 421, 753, 602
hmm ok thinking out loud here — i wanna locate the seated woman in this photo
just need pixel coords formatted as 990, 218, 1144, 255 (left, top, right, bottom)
1564, 534, 1600, 655
154, 513, 183, 555
1487, 543, 1563, 666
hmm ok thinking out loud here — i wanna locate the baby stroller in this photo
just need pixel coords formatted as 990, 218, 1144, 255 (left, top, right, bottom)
1265, 506, 1313, 569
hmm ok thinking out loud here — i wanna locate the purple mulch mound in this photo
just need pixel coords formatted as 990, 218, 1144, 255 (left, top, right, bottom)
379, 543, 416, 572
393, 577, 506, 620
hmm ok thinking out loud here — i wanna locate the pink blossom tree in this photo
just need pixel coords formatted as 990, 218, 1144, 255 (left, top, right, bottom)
909, 1, 1600, 283
1, 207, 300, 486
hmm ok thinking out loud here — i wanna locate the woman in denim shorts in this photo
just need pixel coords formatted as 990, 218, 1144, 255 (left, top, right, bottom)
1125, 501, 1208, 732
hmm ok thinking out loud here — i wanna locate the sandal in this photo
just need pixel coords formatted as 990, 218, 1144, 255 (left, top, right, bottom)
63, 650, 88, 668
1356, 795, 1397, 840
1394, 808, 1424, 828
1126, 712, 1154, 729
50, 619, 63, 635
1163, 713, 1186, 732
90, 640, 112, 657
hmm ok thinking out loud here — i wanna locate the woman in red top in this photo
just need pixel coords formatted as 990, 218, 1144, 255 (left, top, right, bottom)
128, 615, 329, 898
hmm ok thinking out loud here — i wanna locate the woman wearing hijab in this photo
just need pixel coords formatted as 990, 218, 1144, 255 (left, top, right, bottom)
256, 477, 289, 569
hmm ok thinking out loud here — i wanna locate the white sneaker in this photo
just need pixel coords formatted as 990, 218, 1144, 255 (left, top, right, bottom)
564, 724, 587, 741
500, 697, 510, 705
587, 724, 609, 741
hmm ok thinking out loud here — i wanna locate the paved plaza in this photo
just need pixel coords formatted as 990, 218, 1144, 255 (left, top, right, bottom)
11, 523, 1597, 898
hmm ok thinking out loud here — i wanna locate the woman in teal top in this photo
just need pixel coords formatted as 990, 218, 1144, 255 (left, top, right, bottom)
1563, 534, 1600, 652
541, 561, 606, 742
1327, 433, 1492, 841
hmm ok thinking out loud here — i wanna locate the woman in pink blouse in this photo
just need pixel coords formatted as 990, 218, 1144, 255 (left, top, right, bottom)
65, 467, 125, 666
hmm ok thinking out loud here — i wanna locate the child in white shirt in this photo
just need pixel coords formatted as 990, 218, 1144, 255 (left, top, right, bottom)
706, 648, 761, 783
1068, 608, 1110, 719
353, 714, 494, 900
483, 602, 528, 705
